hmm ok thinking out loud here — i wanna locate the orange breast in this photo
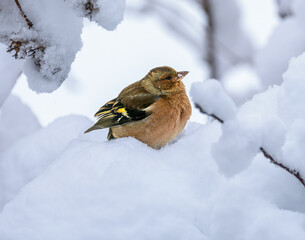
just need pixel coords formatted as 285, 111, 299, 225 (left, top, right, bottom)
111, 92, 192, 149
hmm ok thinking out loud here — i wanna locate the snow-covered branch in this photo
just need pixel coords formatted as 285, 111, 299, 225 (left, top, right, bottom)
196, 101, 305, 189
191, 76, 305, 189
194, 103, 223, 124
0, 0, 125, 93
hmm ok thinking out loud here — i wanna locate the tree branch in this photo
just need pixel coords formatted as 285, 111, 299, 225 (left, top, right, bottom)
130, 0, 202, 50
276, 0, 293, 19
194, 103, 224, 123
6, 39, 45, 60
196, 105, 305, 189
14, 0, 33, 29
260, 147, 305, 188
201, 0, 218, 79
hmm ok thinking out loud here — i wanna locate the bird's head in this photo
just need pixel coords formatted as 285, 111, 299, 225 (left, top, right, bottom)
144, 66, 189, 95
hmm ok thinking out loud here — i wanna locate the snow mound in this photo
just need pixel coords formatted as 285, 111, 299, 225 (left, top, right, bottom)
0, 115, 92, 210
0, 122, 221, 240
212, 118, 261, 177
279, 53, 305, 125
191, 80, 237, 122
0, 94, 40, 152
0, 117, 304, 239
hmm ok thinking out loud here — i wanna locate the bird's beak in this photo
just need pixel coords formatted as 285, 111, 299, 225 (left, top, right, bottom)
177, 71, 189, 81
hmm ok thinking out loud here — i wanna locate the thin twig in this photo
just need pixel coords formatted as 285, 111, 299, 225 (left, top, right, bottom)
260, 147, 305, 188
6, 39, 45, 60
84, 0, 98, 20
14, 0, 33, 29
197, 106, 305, 189
194, 103, 224, 123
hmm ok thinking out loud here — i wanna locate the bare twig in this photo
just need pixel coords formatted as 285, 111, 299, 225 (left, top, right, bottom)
14, 0, 33, 29
194, 103, 224, 123
7, 39, 45, 60
197, 107, 305, 189
260, 147, 305, 188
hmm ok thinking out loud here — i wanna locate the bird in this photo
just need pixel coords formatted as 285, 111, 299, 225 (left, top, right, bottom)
84, 66, 192, 149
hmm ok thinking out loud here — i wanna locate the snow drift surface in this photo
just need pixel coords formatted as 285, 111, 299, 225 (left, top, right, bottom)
0, 118, 304, 239
0, 121, 221, 240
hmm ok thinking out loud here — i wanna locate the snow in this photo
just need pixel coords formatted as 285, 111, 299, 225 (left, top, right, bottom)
0, 115, 92, 210
0, 94, 40, 152
0, 0, 23, 34
212, 118, 261, 177
0, 109, 304, 239
65, 0, 125, 30
221, 64, 261, 105
1, 0, 126, 93
209, 159, 305, 240
191, 80, 237, 122
279, 53, 305, 125
261, 117, 286, 160
277, 52, 305, 177
255, 0, 305, 90
0, 121, 221, 240
193, 51, 305, 183
0, 43, 23, 106
93, 0, 126, 30
282, 120, 305, 177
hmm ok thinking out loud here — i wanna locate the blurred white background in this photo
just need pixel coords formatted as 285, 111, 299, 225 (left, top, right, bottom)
11, 0, 278, 126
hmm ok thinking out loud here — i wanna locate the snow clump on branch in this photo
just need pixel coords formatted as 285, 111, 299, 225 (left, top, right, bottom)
0, 0, 125, 93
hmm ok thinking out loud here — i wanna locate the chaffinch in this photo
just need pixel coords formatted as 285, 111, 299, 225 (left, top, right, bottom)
85, 66, 192, 149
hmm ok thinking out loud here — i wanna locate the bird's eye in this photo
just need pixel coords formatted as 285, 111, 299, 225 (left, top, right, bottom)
165, 76, 171, 80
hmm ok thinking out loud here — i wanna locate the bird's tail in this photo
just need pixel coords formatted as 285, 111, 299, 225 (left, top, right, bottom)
84, 124, 103, 133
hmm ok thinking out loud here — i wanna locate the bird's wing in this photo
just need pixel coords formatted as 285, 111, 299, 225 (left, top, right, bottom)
89, 82, 159, 130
